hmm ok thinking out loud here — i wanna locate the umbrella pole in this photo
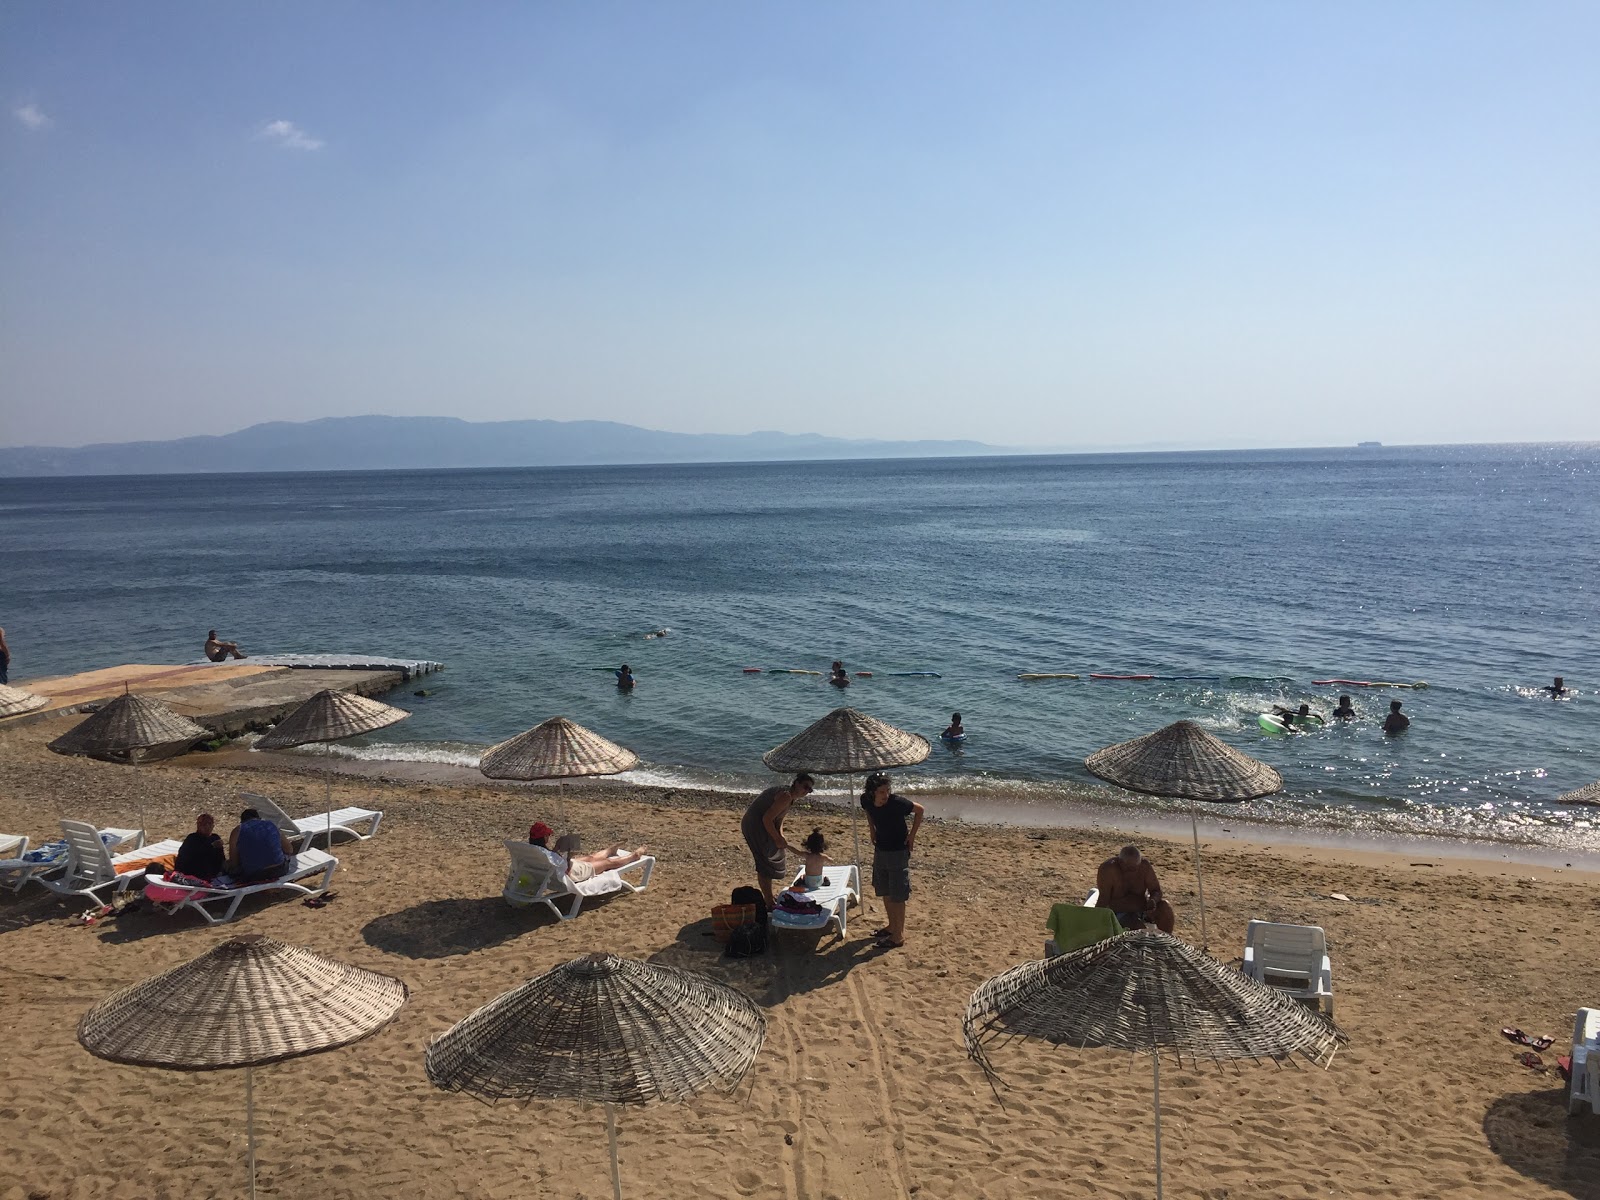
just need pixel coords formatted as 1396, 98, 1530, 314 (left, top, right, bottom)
1152, 1048, 1164, 1200
606, 1103, 622, 1200
326, 774, 334, 847
1190, 800, 1208, 951
246, 1064, 257, 1200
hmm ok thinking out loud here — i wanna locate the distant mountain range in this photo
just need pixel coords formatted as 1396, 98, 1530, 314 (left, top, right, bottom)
0, 415, 1004, 477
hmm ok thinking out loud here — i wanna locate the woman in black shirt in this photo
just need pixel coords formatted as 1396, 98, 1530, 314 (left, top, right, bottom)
861, 773, 924, 949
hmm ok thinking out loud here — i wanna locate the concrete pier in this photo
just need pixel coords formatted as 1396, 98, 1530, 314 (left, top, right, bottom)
4, 662, 414, 738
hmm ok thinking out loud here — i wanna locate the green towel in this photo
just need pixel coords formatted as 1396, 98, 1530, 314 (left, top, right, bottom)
1046, 903, 1123, 954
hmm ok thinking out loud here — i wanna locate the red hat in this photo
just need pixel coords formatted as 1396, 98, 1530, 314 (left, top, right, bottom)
528, 821, 555, 843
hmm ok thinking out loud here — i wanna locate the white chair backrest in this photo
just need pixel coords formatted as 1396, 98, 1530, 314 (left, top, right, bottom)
240, 792, 297, 838
505, 841, 565, 889
1247, 921, 1326, 975
58, 820, 115, 886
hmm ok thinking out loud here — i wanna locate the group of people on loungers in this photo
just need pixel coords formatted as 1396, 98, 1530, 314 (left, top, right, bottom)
172, 808, 296, 883
738, 774, 1177, 951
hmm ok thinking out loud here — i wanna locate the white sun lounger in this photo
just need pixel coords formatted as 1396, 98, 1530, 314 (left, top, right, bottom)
770, 865, 860, 939
1, 826, 144, 894
143, 849, 339, 925
242, 792, 384, 851
502, 839, 655, 920
35, 821, 179, 906
0, 835, 23, 859
1242, 919, 1335, 1017
1570, 1007, 1600, 1116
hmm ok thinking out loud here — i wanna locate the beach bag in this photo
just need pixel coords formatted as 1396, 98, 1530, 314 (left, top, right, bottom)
711, 903, 757, 944
725, 919, 768, 959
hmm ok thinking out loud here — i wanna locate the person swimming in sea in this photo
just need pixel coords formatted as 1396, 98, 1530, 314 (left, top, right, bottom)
942, 712, 964, 738
1382, 699, 1410, 734
1546, 676, 1569, 697
615, 663, 635, 690
829, 661, 850, 688
1273, 702, 1319, 727
1333, 695, 1356, 720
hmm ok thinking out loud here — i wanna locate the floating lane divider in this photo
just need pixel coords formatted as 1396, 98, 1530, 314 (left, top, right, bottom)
883, 671, 942, 677
1089, 674, 1155, 681
768, 669, 822, 675
1313, 678, 1429, 689
1017, 673, 1081, 680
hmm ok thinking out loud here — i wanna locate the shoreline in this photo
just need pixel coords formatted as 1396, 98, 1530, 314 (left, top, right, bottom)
202, 744, 1600, 876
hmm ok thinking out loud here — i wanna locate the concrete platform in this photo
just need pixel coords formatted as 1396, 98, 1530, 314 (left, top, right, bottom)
4, 662, 412, 738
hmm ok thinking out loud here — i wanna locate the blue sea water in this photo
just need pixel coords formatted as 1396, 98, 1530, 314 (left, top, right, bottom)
2, 444, 1596, 851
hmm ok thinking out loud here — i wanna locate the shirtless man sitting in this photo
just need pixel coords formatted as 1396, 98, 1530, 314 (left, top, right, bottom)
1095, 844, 1177, 934
204, 630, 247, 662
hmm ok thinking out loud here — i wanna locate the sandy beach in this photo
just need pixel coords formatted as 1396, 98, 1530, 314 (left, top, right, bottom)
2, 715, 1597, 1200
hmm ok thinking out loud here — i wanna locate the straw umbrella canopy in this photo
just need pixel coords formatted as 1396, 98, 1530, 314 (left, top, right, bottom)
0, 682, 49, 718
478, 716, 639, 827
426, 952, 765, 1200
254, 689, 409, 843
49, 690, 212, 834
79, 934, 408, 1199
964, 930, 1341, 1200
48, 691, 209, 762
762, 707, 931, 865
1558, 779, 1600, 807
255, 688, 409, 750
1085, 720, 1283, 948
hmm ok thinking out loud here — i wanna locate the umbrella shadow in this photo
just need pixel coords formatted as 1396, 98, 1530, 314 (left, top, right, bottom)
648, 916, 879, 1006
1482, 1085, 1600, 1197
0, 890, 79, 935
361, 896, 559, 959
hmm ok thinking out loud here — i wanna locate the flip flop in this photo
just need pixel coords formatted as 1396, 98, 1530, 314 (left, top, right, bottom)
871, 926, 892, 938
873, 936, 904, 950
1516, 1051, 1545, 1071
1557, 1055, 1573, 1082
1502, 1027, 1554, 1051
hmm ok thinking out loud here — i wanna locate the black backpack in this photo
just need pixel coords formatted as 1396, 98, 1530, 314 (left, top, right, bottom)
725, 886, 770, 958
725, 918, 768, 958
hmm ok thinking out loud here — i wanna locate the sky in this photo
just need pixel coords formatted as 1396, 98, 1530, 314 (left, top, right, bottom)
2, 2, 1597, 451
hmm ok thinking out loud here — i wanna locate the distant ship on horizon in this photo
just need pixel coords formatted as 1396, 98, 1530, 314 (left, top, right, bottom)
1357, 441, 1382, 448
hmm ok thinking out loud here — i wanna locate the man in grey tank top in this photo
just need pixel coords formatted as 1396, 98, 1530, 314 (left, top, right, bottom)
740, 774, 814, 908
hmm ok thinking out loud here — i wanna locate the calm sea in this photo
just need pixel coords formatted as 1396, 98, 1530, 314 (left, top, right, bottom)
3, 445, 1596, 852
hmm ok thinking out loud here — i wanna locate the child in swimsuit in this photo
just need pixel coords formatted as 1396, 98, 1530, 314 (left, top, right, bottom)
797, 828, 834, 890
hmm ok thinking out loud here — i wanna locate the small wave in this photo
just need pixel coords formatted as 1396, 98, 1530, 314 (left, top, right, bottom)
266, 739, 486, 769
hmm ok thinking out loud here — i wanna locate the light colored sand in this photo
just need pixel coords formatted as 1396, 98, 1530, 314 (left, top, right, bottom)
2, 719, 1597, 1200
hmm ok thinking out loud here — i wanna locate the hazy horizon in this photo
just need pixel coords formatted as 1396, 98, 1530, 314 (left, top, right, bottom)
4, 4, 1598, 450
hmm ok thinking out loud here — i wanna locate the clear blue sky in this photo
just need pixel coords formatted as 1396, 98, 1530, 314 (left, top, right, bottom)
3, 2, 1597, 450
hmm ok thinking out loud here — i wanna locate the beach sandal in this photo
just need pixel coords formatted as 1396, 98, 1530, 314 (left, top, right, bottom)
873, 935, 904, 950
303, 891, 337, 909
1557, 1055, 1572, 1082
1516, 1051, 1545, 1072
1501, 1028, 1554, 1051
872, 925, 892, 938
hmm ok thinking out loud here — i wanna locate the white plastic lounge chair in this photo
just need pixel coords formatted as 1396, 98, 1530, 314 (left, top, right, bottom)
0, 835, 23, 859
771, 865, 860, 939
143, 849, 339, 925
1570, 1007, 1600, 1116
36, 821, 180, 906
1242, 919, 1335, 1017
1, 826, 143, 894
502, 839, 655, 920
242, 791, 384, 850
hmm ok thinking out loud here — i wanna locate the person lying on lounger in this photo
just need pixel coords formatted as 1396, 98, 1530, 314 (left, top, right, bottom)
527, 822, 648, 883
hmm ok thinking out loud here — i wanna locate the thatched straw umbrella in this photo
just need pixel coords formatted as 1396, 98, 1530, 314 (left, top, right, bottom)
48, 690, 212, 834
762, 706, 930, 867
255, 689, 409, 842
1084, 720, 1282, 948
0, 683, 49, 719
79, 934, 407, 1199
1559, 779, 1600, 807
479, 716, 639, 828
426, 952, 765, 1200
964, 930, 1341, 1200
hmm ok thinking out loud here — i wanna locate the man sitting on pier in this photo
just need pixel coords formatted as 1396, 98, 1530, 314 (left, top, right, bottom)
204, 630, 247, 662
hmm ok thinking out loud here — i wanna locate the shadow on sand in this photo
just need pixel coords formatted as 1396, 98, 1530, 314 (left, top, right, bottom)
1482, 1084, 1600, 1198
361, 896, 560, 959
0, 889, 85, 935
651, 910, 886, 1006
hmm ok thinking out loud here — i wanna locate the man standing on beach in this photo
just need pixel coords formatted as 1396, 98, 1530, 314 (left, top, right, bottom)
741, 773, 814, 908
1095, 844, 1176, 933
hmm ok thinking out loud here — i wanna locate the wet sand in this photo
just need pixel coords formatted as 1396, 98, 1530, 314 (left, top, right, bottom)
2, 715, 1598, 1199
